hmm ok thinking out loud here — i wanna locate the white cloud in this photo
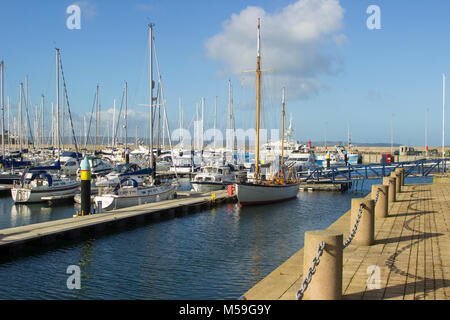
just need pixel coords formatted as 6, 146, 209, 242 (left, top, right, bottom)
205, 0, 346, 100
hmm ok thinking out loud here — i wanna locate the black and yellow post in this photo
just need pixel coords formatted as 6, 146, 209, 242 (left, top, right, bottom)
125, 148, 130, 164
80, 156, 91, 216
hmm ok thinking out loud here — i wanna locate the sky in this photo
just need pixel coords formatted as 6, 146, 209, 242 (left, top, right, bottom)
0, 0, 449, 147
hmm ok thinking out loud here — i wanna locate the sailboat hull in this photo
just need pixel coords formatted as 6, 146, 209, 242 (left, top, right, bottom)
235, 182, 299, 206
11, 183, 80, 204
94, 184, 177, 211
191, 181, 226, 193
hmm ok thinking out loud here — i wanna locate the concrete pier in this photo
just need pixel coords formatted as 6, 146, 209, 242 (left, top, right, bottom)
243, 177, 450, 300
0, 190, 236, 254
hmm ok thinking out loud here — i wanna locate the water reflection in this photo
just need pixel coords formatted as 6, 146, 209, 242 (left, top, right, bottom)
75, 239, 95, 298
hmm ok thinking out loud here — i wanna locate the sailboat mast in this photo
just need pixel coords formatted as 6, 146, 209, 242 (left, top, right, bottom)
25, 76, 29, 148
214, 96, 217, 150
41, 95, 44, 148
7, 96, 10, 151
19, 83, 23, 153
149, 23, 155, 177
201, 97, 204, 152
95, 84, 99, 151
281, 87, 285, 178
179, 97, 182, 148
255, 18, 262, 178
0, 61, 4, 158
124, 81, 128, 150
56, 48, 60, 162
443, 73, 446, 161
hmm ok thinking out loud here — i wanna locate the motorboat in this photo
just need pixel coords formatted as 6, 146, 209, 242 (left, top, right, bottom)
170, 150, 200, 174
190, 164, 237, 192
286, 149, 319, 173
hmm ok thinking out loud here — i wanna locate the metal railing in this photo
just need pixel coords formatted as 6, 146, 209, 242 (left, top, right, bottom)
297, 158, 449, 184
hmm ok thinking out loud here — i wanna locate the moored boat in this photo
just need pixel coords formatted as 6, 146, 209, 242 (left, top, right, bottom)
94, 178, 176, 211
235, 19, 299, 206
11, 171, 79, 203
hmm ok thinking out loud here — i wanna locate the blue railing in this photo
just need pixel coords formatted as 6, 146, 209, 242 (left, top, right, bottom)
298, 158, 449, 183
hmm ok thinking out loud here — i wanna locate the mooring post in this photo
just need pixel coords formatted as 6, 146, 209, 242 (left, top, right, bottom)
383, 176, 396, 203
371, 184, 388, 218
80, 156, 91, 216
302, 230, 343, 300
396, 168, 405, 187
125, 148, 130, 164
350, 198, 375, 246
391, 171, 401, 194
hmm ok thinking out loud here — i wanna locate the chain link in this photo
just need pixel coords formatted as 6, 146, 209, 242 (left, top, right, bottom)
296, 241, 326, 300
343, 203, 364, 248
374, 187, 381, 205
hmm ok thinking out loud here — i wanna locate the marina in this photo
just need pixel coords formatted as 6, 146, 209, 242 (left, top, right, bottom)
0, 0, 449, 306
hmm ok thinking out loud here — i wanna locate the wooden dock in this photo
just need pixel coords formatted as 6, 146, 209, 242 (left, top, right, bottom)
0, 190, 236, 255
299, 182, 351, 192
243, 175, 450, 300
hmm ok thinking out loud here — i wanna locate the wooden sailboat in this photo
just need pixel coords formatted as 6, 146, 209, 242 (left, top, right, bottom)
235, 19, 299, 206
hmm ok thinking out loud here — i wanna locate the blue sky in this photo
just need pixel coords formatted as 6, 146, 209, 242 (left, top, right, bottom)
0, 0, 449, 147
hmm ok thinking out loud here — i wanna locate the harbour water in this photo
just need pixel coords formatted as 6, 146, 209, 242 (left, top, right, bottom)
0, 177, 432, 299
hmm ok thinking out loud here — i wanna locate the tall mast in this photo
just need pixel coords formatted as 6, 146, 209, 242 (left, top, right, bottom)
41, 95, 44, 148
99, 103, 101, 146
149, 23, 154, 177
214, 96, 217, 150
83, 115, 87, 147
112, 99, 116, 147
281, 87, 285, 178
95, 84, 99, 151
0, 61, 4, 158
201, 97, 205, 152
7, 96, 10, 151
56, 48, 60, 162
51, 102, 54, 146
255, 18, 262, 178
124, 81, 128, 150
34, 103, 38, 149
443, 73, 446, 161
426, 108, 429, 158
19, 83, 23, 153
25, 75, 29, 147
228, 80, 232, 134
179, 97, 182, 148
